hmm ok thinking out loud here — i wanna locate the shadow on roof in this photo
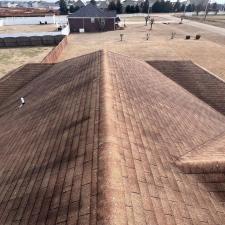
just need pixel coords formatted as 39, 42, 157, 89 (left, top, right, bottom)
1, 51, 225, 224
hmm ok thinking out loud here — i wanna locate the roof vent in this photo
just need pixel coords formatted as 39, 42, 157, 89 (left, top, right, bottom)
19, 97, 25, 108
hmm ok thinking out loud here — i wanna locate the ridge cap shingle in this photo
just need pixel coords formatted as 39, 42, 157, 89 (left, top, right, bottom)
176, 131, 225, 174
97, 50, 127, 224
2, 50, 225, 225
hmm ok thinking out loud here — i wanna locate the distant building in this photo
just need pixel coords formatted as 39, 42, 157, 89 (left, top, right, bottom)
0, 1, 59, 10
68, 3, 116, 32
32, 1, 59, 10
0, 1, 18, 8
17, 2, 31, 8
31, 1, 39, 8
0, 1, 7, 7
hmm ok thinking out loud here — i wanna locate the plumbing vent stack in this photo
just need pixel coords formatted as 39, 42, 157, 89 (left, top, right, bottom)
19, 97, 25, 108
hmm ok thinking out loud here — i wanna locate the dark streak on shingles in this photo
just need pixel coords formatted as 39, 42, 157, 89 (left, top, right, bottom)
1, 51, 225, 225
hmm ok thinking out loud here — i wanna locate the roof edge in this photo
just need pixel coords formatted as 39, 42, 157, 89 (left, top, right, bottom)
97, 50, 127, 224
0, 64, 27, 83
176, 132, 225, 174
176, 159, 225, 174
0, 63, 53, 108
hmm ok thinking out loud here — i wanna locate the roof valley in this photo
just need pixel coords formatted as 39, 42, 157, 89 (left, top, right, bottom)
97, 50, 127, 224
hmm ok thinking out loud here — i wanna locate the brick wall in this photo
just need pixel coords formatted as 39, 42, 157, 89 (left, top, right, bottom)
69, 18, 115, 32
41, 36, 68, 64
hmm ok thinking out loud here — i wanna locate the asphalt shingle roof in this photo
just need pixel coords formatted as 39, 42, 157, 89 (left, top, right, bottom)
1, 50, 225, 225
148, 60, 225, 116
68, 3, 116, 18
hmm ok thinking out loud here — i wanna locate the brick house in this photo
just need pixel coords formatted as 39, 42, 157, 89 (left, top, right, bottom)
68, 3, 116, 32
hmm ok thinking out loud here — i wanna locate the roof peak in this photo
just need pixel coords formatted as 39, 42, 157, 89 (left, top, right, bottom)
68, 3, 116, 17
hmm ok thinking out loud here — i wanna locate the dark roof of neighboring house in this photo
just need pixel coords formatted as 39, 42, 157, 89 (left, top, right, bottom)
1, 50, 225, 225
148, 60, 225, 116
68, 3, 116, 18
73, 0, 86, 8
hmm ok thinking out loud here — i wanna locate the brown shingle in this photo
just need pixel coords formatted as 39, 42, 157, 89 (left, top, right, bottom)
1, 50, 225, 225
148, 60, 225, 116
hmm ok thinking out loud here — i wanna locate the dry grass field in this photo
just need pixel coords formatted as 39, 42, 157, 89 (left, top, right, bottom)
0, 24, 57, 34
185, 14, 225, 29
0, 24, 57, 78
59, 18, 225, 80
0, 47, 52, 78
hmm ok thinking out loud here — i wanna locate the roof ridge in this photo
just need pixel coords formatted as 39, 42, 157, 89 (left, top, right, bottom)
97, 50, 127, 224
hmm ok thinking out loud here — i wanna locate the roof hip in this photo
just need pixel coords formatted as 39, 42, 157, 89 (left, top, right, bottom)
97, 50, 127, 224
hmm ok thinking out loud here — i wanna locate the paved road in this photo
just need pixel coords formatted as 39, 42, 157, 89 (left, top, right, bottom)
184, 19, 225, 36
159, 14, 225, 37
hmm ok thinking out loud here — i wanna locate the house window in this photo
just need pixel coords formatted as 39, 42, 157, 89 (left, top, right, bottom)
91, 18, 95, 23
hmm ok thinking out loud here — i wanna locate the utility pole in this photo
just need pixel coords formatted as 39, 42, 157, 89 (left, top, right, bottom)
183, 0, 189, 17
148, 2, 150, 18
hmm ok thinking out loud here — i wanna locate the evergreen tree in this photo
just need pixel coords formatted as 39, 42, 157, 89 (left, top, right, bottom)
143, 0, 149, 13
59, 0, 68, 15
69, 5, 75, 13
90, 0, 96, 5
116, 0, 123, 13
140, 2, 144, 12
186, 4, 193, 12
69, 5, 80, 13
130, 5, 135, 13
173, 0, 181, 12
151, 0, 174, 13
108, 1, 117, 10
152, 1, 161, 13
164, 0, 173, 12
180, 3, 185, 11
125, 5, 131, 13
135, 4, 140, 13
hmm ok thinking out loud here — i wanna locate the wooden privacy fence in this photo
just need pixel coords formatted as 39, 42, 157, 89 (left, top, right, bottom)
0, 35, 64, 48
41, 36, 68, 64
